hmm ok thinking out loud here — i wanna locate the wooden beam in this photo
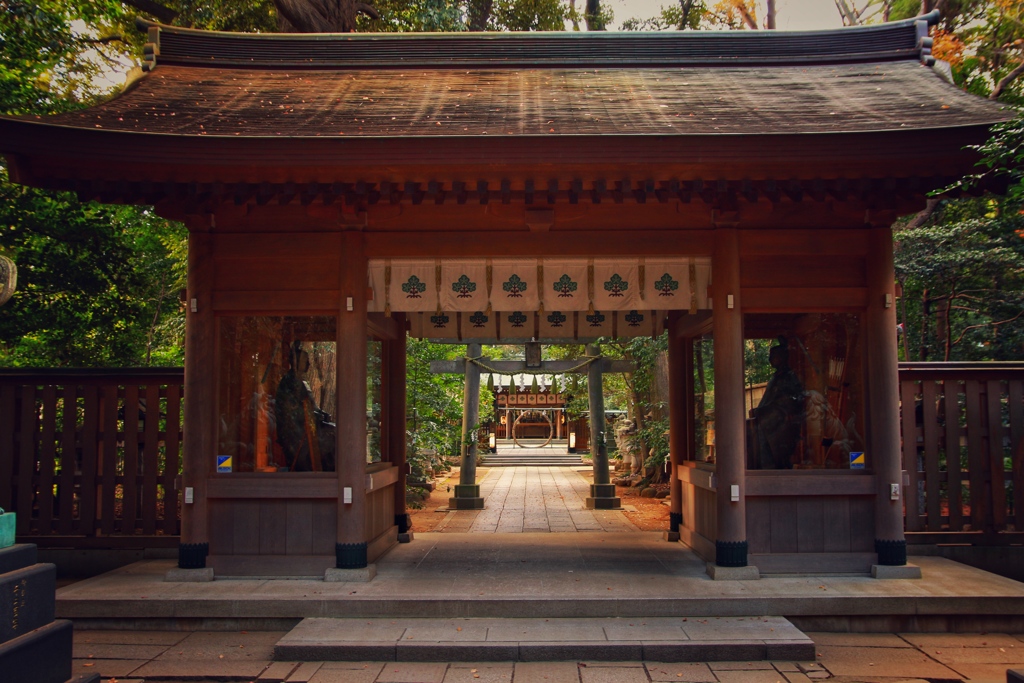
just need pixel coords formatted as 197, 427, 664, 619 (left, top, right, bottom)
430, 358, 634, 374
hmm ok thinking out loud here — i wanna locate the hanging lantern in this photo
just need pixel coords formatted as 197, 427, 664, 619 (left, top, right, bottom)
0, 255, 16, 307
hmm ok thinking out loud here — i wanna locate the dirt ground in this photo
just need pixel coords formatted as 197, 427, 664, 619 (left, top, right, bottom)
407, 466, 671, 533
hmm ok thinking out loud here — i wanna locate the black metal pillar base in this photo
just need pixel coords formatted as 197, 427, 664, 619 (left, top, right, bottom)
336, 542, 368, 569
395, 513, 412, 534
669, 511, 682, 533
875, 538, 907, 566
450, 484, 485, 510
715, 540, 748, 568
178, 542, 209, 569
586, 483, 621, 510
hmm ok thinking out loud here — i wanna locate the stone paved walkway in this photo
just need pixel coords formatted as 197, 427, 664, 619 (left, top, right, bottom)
433, 466, 638, 533
71, 629, 1024, 682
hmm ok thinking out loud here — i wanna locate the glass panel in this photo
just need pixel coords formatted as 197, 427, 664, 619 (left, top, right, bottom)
367, 340, 382, 463
744, 313, 865, 470
694, 334, 715, 463
217, 316, 337, 473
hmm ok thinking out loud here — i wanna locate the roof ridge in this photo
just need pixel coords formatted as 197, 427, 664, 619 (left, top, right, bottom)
136, 12, 941, 71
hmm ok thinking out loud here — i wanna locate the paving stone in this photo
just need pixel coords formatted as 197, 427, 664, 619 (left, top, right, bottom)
308, 662, 386, 682
681, 617, 805, 642
156, 630, 285, 661
899, 632, 1024, 649
645, 661, 717, 682
72, 642, 169, 660
283, 661, 323, 682
948, 663, 1020, 683
710, 661, 776, 670
714, 671, 789, 683
131, 658, 270, 679
259, 661, 300, 682
815, 645, 961, 679
579, 665, 649, 683
376, 662, 449, 683
397, 642, 518, 662
71, 658, 146, 678
519, 641, 642, 661
73, 630, 188, 646
928, 645, 1024, 665
806, 632, 912, 648
442, 663, 513, 683
513, 661, 581, 683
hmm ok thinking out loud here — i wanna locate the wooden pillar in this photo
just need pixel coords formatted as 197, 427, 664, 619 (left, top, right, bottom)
666, 323, 691, 541
383, 317, 411, 540
450, 342, 485, 509
867, 224, 908, 566
585, 344, 620, 509
179, 228, 214, 569
711, 227, 749, 569
336, 231, 369, 568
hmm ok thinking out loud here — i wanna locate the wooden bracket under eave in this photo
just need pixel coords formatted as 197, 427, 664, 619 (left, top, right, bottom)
3, 154, 34, 186
525, 208, 554, 232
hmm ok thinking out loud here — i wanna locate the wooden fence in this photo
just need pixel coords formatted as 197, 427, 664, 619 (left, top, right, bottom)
899, 362, 1024, 544
1, 363, 1022, 548
0, 368, 184, 548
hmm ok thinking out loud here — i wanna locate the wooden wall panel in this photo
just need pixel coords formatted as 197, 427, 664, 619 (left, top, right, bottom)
769, 497, 799, 554
232, 500, 261, 555
286, 501, 314, 555
259, 500, 288, 555
311, 500, 337, 555
796, 497, 825, 553
215, 258, 340, 292
849, 496, 875, 552
822, 497, 852, 553
746, 497, 772, 554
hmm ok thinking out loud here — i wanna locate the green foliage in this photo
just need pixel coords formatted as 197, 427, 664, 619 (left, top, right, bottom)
621, 2, 707, 31
0, 171, 187, 366
604, 335, 670, 475
405, 340, 468, 478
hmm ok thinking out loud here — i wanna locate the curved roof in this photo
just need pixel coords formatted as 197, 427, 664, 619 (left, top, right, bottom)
0, 14, 1011, 198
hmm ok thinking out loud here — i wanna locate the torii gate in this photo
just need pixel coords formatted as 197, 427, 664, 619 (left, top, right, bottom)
431, 343, 634, 511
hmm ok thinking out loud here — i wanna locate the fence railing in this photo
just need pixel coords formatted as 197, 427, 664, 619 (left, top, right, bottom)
899, 362, 1024, 543
1, 363, 1022, 548
0, 368, 184, 547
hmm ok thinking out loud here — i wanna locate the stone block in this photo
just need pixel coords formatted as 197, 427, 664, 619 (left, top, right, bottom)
274, 641, 395, 661
765, 640, 816, 661
164, 567, 215, 582
0, 563, 56, 644
871, 564, 922, 579
324, 565, 377, 582
0, 619, 73, 683
518, 641, 643, 661
68, 675, 101, 683
706, 563, 760, 581
396, 641, 518, 662
398, 532, 415, 543
1009, 669, 1024, 683
662, 531, 680, 542
0, 544, 37, 576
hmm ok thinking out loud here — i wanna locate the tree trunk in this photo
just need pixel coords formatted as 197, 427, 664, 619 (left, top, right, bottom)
468, 0, 494, 31
765, 0, 776, 28
273, 0, 379, 33
920, 289, 930, 361
585, 0, 605, 30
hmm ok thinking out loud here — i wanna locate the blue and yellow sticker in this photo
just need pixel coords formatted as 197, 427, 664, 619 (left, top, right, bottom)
217, 455, 232, 473
849, 452, 865, 470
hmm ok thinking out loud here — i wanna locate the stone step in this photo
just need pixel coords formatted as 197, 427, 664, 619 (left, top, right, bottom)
1, 562, 57, 645
0, 619, 73, 683
274, 616, 815, 663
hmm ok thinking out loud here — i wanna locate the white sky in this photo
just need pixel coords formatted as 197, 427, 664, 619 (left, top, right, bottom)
607, 0, 846, 30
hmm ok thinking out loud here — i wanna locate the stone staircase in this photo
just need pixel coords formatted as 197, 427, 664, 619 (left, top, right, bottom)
481, 444, 586, 467
274, 616, 816, 663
